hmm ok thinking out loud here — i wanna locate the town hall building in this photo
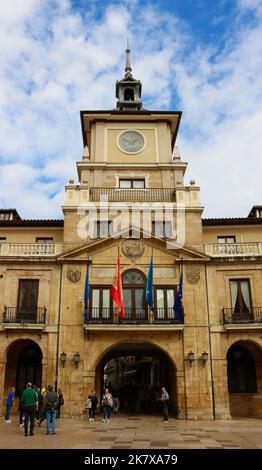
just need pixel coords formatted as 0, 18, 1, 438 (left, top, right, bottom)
0, 47, 262, 420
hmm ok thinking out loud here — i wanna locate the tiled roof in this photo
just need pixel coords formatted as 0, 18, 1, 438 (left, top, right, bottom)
0, 219, 64, 227
202, 217, 262, 226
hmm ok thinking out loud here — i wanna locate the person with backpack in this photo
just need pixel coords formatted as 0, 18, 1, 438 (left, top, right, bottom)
101, 388, 113, 423
44, 385, 58, 435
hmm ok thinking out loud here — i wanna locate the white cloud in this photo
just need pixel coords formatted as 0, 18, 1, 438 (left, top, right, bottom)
0, 0, 261, 218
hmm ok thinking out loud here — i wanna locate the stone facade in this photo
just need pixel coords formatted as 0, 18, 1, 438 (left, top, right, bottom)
0, 53, 262, 420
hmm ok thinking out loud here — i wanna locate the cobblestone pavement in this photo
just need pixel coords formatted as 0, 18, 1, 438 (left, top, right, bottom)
0, 415, 262, 449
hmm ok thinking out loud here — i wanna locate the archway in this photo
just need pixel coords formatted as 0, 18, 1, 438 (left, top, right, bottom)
95, 342, 177, 416
227, 341, 262, 418
4, 339, 43, 398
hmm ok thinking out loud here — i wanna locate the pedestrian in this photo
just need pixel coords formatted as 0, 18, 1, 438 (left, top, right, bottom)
4, 387, 15, 422
101, 388, 113, 423
160, 386, 169, 421
44, 385, 58, 435
86, 390, 98, 421
21, 382, 38, 436
38, 386, 47, 427
56, 389, 64, 419
18, 390, 24, 427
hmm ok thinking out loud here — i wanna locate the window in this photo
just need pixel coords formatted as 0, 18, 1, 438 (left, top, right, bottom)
0, 237, 6, 242
230, 279, 251, 316
152, 221, 173, 238
36, 237, 53, 243
154, 287, 176, 319
94, 221, 111, 238
17, 280, 39, 321
217, 236, 236, 243
91, 287, 111, 319
122, 269, 147, 320
227, 345, 257, 393
119, 179, 145, 189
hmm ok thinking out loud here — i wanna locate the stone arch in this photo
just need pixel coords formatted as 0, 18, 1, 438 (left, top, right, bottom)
226, 340, 262, 418
4, 339, 43, 398
94, 339, 178, 416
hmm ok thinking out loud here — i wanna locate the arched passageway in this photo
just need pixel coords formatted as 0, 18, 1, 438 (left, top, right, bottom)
95, 342, 177, 416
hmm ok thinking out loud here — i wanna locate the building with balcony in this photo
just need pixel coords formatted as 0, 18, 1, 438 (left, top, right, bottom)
0, 47, 262, 420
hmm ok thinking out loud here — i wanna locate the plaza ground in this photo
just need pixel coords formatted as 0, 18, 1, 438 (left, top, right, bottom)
0, 414, 262, 449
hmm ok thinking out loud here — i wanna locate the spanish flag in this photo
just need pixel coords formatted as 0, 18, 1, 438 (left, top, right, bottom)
110, 256, 125, 318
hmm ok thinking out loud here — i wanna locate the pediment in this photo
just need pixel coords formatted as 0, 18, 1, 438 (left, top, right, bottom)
58, 228, 209, 263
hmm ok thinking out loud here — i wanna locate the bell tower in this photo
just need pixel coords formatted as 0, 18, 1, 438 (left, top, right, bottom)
116, 42, 142, 111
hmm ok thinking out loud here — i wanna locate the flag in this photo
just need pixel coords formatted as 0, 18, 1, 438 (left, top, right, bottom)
174, 272, 183, 321
146, 256, 154, 311
110, 256, 125, 318
84, 264, 90, 322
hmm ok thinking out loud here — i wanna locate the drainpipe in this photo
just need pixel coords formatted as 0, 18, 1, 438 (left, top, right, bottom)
55, 263, 63, 392
204, 263, 216, 420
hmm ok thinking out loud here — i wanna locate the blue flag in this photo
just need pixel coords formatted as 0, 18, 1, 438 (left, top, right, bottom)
84, 264, 90, 322
174, 272, 183, 321
146, 256, 154, 312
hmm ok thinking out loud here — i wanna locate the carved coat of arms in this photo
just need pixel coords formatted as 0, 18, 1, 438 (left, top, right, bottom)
186, 267, 200, 284
67, 270, 81, 283
121, 240, 145, 261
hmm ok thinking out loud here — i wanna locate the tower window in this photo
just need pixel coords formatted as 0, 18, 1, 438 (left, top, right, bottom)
119, 179, 145, 189
124, 88, 134, 101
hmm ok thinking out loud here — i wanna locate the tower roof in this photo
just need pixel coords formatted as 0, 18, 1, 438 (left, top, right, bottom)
115, 45, 142, 111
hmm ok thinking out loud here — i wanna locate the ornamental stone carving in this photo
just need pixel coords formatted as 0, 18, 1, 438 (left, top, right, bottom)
67, 270, 81, 283
186, 266, 200, 284
121, 239, 145, 261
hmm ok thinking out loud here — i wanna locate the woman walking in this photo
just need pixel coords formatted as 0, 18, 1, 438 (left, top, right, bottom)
86, 390, 98, 422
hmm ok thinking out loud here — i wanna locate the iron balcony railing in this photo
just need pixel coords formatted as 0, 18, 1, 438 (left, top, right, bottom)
222, 307, 262, 324
3, 306, 46, 324
89, 188, 176, 203
84, 307, 184, 325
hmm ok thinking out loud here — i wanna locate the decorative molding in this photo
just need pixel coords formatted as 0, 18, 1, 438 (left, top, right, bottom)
186, 266, 200, 284
67, 270, 81, 283
121, 239, 145, 261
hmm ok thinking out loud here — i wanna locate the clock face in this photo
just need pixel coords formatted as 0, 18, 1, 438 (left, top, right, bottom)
118, 131, 145, 154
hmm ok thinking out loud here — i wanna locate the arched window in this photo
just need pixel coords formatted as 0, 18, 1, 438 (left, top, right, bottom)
124, 88, 134, 101
122, 269, 146, 321
227, 344, 257, 393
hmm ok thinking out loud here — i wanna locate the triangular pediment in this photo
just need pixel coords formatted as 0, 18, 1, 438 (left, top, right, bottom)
58, 227, 209, 263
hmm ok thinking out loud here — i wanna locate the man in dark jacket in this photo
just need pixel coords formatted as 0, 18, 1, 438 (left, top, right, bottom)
21, 382, 38, 436
44, 385, 58, 435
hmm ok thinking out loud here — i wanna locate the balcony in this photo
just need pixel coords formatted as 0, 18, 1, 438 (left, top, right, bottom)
2, 306, 46, 329
89, 188, 176, 203
84, 307, 184, 331
205, 242, 262, 258
0, 242, 63, 257
222, 307, 262, 331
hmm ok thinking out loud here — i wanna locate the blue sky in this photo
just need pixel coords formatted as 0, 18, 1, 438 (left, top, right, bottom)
0, 0, 262, 218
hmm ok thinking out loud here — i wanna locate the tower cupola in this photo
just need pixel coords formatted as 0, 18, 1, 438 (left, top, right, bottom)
116, 43, 142, 111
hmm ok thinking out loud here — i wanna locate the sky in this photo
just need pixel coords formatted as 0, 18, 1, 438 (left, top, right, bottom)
0, 0, 262, 219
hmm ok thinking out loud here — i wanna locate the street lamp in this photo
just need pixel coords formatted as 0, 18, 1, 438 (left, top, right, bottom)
74, 352, 80, 368
201, 351, 208, 366
60, 351, 67, 368
187, 351, 195, 367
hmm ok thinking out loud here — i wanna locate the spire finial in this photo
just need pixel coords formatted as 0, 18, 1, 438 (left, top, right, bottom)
125, 39, 132, 76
